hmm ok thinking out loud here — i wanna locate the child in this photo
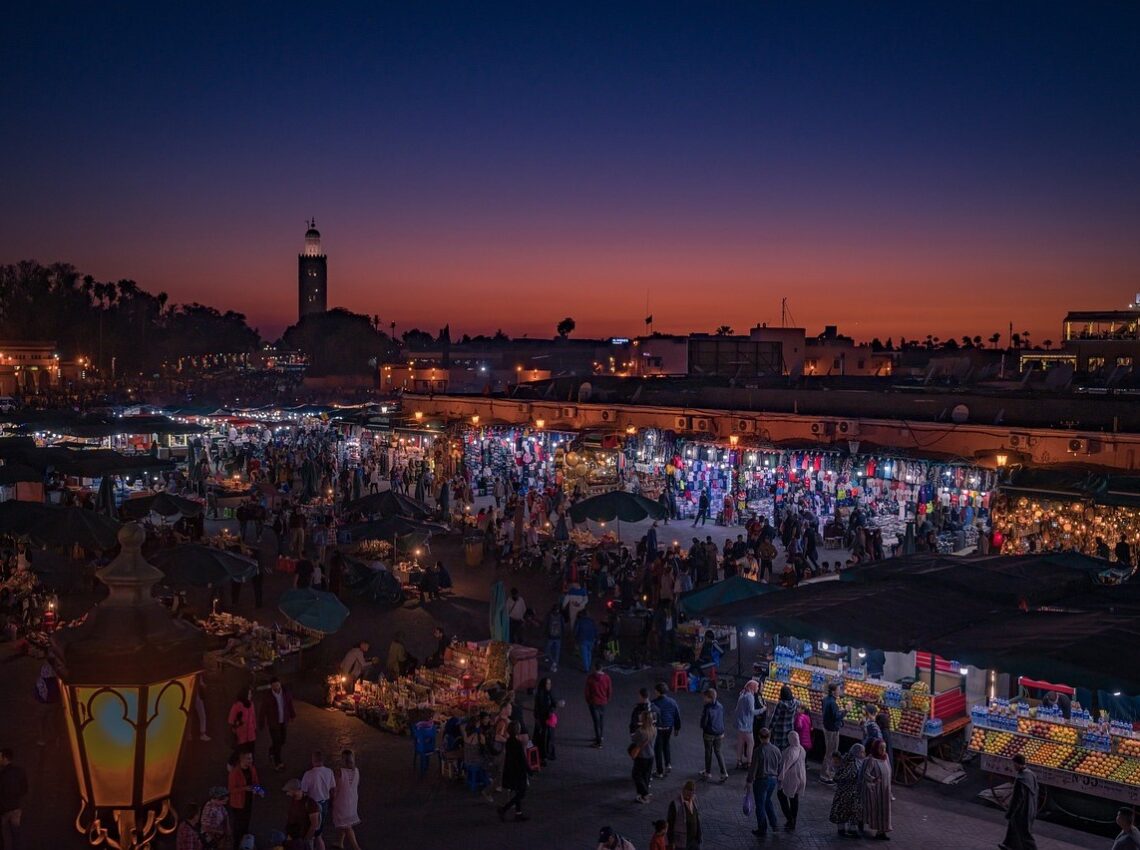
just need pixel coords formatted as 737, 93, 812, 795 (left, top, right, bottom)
649, 819, 668, 850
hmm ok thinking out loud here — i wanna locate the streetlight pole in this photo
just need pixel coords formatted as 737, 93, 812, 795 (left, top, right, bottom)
53, 523, 205, 850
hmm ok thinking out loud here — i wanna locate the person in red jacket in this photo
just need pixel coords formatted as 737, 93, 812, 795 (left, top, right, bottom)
227, 750, 262, 845
259, 677, 296, 771
584, 660, 612, 748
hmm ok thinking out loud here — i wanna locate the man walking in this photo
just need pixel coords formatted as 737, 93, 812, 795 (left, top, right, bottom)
300, 751, 336, 850
693, 490, 710, 527
652, 682, 682, 778
746, 728, 782, 838
0, 748, 28, 850
820, 683, 847, 783
1001, 754, 1038, 850
259, 677, 296, 771
698, 688, 728, 782
584, 661, 612, 748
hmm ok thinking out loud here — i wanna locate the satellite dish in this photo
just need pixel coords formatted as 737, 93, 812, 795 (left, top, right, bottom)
577, 382, 593, 403
950, 404, 969, 424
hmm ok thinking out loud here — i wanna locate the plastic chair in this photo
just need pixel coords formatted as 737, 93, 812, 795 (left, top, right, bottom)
465, 764, 491, 792
671, 669, 689, 692
412, 722, 438, 775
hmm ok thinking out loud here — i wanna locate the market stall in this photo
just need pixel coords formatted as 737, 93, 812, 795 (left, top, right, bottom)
330, 640, 512, 734
968, 682, 1140, 804
200, 611, 321, 677
760, 644, 968, 785
992, 469, 1140, 563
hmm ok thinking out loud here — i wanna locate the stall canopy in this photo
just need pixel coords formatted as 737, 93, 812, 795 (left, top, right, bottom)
0, 443, 175, 477
841, 552, 1107, 607
678, 576, 776, 618
1002, 467, 1140, 509
10, 413, 207, 439
702, 553, 1140, 693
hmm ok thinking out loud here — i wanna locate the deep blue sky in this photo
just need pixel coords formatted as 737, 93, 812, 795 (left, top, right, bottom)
3, 2, 1139, 341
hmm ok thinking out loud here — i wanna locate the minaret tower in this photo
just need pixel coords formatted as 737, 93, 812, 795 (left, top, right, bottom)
298, 218, 327, 320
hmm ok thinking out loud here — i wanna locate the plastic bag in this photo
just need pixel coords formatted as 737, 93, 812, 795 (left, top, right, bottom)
742, 791, 754, 816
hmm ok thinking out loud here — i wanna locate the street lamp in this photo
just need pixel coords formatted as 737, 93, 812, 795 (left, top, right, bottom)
53, 523, 205, 850
995, 453, 1009, 468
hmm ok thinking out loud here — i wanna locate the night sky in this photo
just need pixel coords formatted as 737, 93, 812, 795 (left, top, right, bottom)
3, 3, 1139, 343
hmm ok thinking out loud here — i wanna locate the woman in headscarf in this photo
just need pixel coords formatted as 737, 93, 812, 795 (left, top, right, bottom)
777, 729, 807, 831
829, 743, 866, 837
861, 738, 893, 840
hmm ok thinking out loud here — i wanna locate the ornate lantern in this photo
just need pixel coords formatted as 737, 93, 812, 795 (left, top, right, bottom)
53, 524, 205, 849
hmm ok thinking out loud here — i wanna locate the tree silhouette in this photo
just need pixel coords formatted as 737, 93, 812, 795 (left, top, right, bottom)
715, 325, 734, 336
1011, 333, 1022, 349
989, 332, 1001, 348
1043, 339, 1053, 350
556, 317, 576, 338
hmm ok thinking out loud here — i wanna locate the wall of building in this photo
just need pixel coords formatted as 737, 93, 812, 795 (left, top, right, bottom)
404, 391, 1140, 472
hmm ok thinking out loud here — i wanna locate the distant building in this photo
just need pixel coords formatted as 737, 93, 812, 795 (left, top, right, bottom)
1020, 302, 1140, 375
298, 219, 327, 320
0, 340, 61, 395
802, 326, 894, 377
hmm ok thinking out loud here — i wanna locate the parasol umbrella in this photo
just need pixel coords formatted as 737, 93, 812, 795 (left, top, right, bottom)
151, 544, 259, 586
489, 580, 509, 642
279, 588, 350, 634
0, 499, 48, 535
569, 490, 668, 541
27, 549, 82, 593
343, 490, 432, 520
345, 516, 447, 542
569, 490, 669, 524
28, 505, 121, 551
121, 492, 204, 520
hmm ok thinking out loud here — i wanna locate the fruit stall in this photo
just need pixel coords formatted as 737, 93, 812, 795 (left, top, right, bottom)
968, 682, 1140, 805
763, 645, 970, 785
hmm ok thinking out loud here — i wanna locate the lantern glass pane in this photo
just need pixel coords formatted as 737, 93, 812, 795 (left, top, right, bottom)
142, 674, 195, 804
61, 686, 89, 803
77, 686, 141, 808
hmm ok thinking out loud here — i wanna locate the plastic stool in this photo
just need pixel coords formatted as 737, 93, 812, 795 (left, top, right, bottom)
671, 669, 689, 692
525, 745, 542, 771
465, 764, 491, 792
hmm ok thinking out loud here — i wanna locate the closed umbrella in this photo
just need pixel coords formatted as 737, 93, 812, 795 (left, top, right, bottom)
93, 475, 117, 518
489, 580, 509, 642
279, 588, 350, 634
438, 481, 450, 519
151, 544, 259, 586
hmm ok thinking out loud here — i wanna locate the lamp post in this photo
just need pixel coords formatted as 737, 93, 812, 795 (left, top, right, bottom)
53, 523, 205, 850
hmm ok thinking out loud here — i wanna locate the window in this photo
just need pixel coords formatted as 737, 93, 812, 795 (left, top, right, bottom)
1118, 357, 1134, 367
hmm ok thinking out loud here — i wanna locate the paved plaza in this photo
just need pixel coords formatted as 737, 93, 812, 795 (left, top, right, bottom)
3, 507, 1115, 849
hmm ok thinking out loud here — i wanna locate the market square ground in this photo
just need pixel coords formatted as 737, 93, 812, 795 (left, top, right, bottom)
2, 508, 1112, 849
